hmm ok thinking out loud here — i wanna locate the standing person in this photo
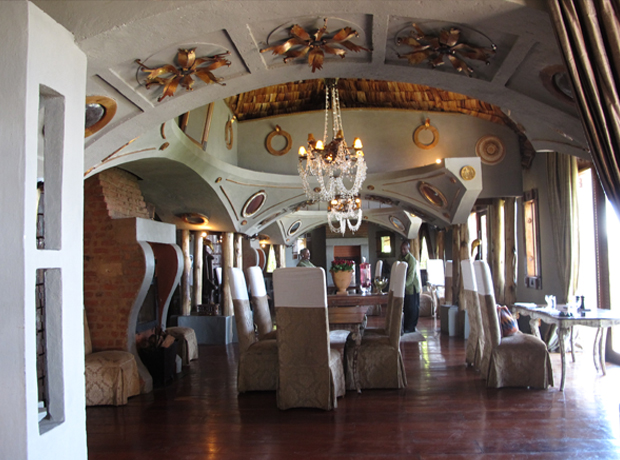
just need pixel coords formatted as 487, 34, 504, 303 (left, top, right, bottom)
296, 248, 315, 267
399, 241, 422, 333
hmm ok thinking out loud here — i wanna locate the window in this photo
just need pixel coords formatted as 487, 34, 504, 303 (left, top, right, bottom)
376, 231, 395, 257
523, 189, 542, 289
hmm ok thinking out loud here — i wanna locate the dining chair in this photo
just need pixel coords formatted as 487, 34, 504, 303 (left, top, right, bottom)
444, 261, 453, 305
273, 267, 345, 410
344, 261, 407, 390
364, 261, 403, 338
473, 260, 553, 389
247, 266, 276, 340
461, 259, 484, 371
228, 267, 278, 393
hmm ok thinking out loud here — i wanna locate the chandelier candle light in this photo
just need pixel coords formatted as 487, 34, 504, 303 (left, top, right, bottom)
298, 79, 367, 203
327, 195, 362, 235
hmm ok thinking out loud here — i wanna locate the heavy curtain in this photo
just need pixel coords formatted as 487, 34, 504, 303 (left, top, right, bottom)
548, 0, 620, 219
546, 152, 580, 303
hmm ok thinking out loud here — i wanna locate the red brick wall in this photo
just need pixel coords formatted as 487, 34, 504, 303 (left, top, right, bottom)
84, 168, 149, 351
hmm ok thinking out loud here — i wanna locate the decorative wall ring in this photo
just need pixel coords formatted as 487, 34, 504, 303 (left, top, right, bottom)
265, 125, 292, 156
85, 96, 117, 137
418, 182, 448, 208
413, 118, 439, 150
475, 135, 505, 165
225, 118, 234, 150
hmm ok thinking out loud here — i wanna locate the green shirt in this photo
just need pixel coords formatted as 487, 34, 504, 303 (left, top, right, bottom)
297, 259, 315, 268
398, 252, 422, 295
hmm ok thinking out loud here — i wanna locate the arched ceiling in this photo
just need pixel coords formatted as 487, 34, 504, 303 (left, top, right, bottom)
34, 0, 590, 238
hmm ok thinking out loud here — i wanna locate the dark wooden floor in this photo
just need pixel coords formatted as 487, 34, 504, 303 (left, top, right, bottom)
87, 316, 620, 459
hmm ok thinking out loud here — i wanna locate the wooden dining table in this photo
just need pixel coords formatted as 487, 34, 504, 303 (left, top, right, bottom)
327, 292, 389, 308
328, 305, 370, 393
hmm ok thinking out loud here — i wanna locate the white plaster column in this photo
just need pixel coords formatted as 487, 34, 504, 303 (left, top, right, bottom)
181, 229, 191, 315
192, 231, 203, 310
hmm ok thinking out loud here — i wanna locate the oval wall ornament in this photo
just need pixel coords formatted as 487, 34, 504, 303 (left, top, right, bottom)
242, 191, 267, 217
418, 182, 448, 208
287, 220, 302, 236
475, 135, 505, 165
85, 96, 117, 137
389, 216, 406, 233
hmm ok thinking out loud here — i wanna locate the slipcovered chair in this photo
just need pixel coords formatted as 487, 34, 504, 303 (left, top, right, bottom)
247, 266, 276, 340
419, 292, 436, 317
84, 313, 141, 406
344, 262, 408, 390
366, 260, 385, 316
473, 261, 554, 389
165, 326, 198, 366
229, 267, 278, 393
444, 261, 453, 306
461, 260, 484, 371
364, 261, 403, 338
273, 267, 345, 410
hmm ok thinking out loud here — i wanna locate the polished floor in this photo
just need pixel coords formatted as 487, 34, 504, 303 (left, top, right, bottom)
87, 316, 620, 459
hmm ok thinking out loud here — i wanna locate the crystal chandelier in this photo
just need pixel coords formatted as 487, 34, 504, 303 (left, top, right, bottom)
327, 195, 362, 235
298, 79, 367, 203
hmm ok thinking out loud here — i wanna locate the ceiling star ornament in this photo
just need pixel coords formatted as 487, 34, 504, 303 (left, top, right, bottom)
136, 48, 231, 101
261, 18, 370, 73
297, 79, 367, 203
328, 195, 362, 236
396, 23, 496, 77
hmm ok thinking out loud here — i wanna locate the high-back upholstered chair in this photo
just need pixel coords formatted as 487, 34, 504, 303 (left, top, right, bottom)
364, 261, 403, 338
345, 262, 408, 390
84, 312, 141, 406
444, 261, 453, 305
473, 261, 553, 389
461, 260, 484, 370
229, 267, 278, 393
247, 266, 276, 340
273, 267, 346, 410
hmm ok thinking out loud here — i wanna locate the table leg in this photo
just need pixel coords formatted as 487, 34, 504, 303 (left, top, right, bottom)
593, 327, 601, 372
558, 327, 569, 391
599, 327, 608, 376
529, 318, 542, 340
570, 326, 575, 363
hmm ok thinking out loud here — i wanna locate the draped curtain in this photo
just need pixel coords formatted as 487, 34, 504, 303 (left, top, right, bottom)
548, 0, 620, 219
546, 152, 580, 303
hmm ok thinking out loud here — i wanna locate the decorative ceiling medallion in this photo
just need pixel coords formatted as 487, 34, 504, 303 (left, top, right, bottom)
265, 125, 292, 156
225, 117, 234, 150
460, 165, 476, 181
413, 118, 439, 150
475, 135, 505, 165
241, 220, 247, 226
242, 191, 267, 218
178, 212, 209, 225
135, 48, 231, 101
85, 96, 117, 137
367, 185, 375, 191
215, 177, 222, 183
396, 23, 496, 77
418, 182, 448, 208
287, 220, 302, 236
261, 18, 370, 73
389, 216, 406, 233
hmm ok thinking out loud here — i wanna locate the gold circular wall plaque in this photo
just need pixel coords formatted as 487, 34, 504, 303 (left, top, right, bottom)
475, 135, 505, 165
413, 118, 439, 150
418, 182, 448, 208
85, 96, 117, 137
460, 166, 476, 181
265, 125, 292, 156
225, 119, 234, 150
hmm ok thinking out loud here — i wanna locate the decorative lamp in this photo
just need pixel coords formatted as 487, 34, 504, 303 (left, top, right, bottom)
327, 195, 362, 236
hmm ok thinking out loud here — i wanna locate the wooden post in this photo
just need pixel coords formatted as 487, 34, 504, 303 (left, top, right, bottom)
221, 232, 234, 316
436, 229, 445, 261
192, 231, 203, 310
234, 233, 243, 268
451, 225, 461, 308
504, 197, 517, 306
458, 223, 470, 311
277, 244, 286, 268
181, 229, 191, 316
490, 199, 505, 304
410, 236, 420, 261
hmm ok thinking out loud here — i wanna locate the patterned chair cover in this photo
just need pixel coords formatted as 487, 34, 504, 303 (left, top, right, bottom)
84, 313, 140, 406
461, 260, 484, 371
165, 326, 199, 365
473, 261, 554, 389
229, 267, 278, 393
364, 261, 403, 338
344, 262, 407, 390
273, 267, 345, 410
444, 261, 453, 305
247, 266, 276, 340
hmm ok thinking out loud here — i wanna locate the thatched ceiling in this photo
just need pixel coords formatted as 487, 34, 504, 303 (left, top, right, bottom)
225, 79, 511, 126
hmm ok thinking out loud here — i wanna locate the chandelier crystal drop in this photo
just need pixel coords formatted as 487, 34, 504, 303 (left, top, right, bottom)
298, 79, 367, 203
327, 195, 363, 236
